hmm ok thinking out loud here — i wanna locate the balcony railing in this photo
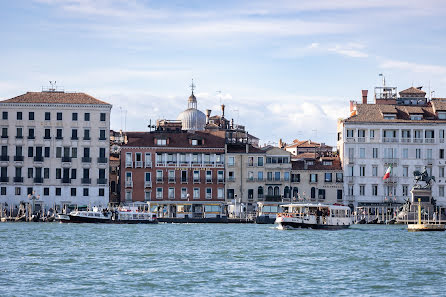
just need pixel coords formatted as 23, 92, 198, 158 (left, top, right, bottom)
34, 177, 43, 183
82, 157, 92, 163
346, 137, 355, 143
0, 155, 9, 161
401, 138, 411, 143
81, 178, 91, 184
413, 138, 423, 143
144, 181, 152, 188
357, 137, 366, 143
125, 180, 133, 188
145, 162, 152, 168
97, 178, 107, 184
425, 138, 435, 144
13, 177, 23, 183
227, 177, 235, 182
14, 156, 24, 162
346, 176, 355, 183
61, 177, 71, 184
383, 158, 398, 165
62, 156, 72, 163
135, 161, 143, 168
0, 177, 9, 182
97, 157, 108, 164
382, 137, 398, 143
424, 158, 434, 165
125, 161, 133, 168
34, 156, 44, 162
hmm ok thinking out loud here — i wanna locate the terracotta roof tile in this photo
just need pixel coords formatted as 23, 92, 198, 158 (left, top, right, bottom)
0, 92, 111, 105
399, 87, 426, 95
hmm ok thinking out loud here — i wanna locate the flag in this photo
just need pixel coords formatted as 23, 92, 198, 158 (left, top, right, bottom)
383, 165, 392, 180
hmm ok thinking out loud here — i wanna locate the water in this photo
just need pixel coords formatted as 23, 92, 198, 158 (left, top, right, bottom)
0, 223, 445, 297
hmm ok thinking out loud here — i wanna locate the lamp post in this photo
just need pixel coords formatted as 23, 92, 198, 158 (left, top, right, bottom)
28, 191, 40, 216
186, 193, 191, 218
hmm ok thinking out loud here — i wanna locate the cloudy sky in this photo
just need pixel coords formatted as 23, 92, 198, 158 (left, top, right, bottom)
1, 0, 446, 146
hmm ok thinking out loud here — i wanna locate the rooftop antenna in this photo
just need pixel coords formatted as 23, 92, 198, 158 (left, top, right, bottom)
148, 119, 156, 132
378, 73, 385, 87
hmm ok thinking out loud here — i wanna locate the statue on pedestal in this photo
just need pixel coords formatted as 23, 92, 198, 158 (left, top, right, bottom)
413, 167, 435, 189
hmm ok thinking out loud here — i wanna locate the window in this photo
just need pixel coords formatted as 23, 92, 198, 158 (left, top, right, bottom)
28, 147, 33, 157
99, 130, 106, 140
72, 113, 78, 121
217, 170, 224, 182
416, 149, 421, 159
348, 166, 354, 176
44, 188, 49, 196
168, 188, 175, 199
156, 188, 163, 199
100, 113, 106, 121
324, 173, 332, 182
71, 147, 77, 158
29, 112, 34, 120
311, 187, 316, 199
156, 139, 167, 146
44, 168, 49, 179
440, 186, 445, 197
1, 128, 7, 138
84, 129, 90, 140
318, 189, 326, 200
156, 170, 163, 182
15, 187, 21, 196
181, 188, 187, 199
17, 112, 22, 120
206, 188, 212, 199
28, 128, 35, 139
346, 129, 354, 138
402, 185, 408, 197
44, 129, 51, 139
193, 170, 200, 183
84, 113, 90, 121
206, 170, 212, 183
71, 188, 76, 196
257, 157, 264, 166
439, 167, 445, 178
28, 168, 33, 178
403, 166, 409, 177
55, 188, 61, 196
284, 172, 290, 181
71, 168, 77, 179
193, 188, 200, 199
372, 148, 378, 159
291, 173, 300, 183
372, 185, 378, 196
228, 156, 235, 166
144, 191, 151, 201
16, 127, 23, 138
83, 188, 89, 196
359, 185, 365, 196
168, 170, 175, 182
125, 190, 132, 201
274, 172, 280, 181
440, 149, 445, 159
56, 168, 61, 179
348, 185, 354, 196
56, 129, 62, 139
99, 188, 105, 196
310, 174, 318, 183
402, 148, 408, 159
360, 166, 365, 177
145, 172, 151, 182
218, 188, 224, 199
56, 112, 62, 121
258, 186, 264, 198
359, 148, 365, 158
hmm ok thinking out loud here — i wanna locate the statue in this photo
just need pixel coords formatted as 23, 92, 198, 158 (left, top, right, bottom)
413, 167, 436, 188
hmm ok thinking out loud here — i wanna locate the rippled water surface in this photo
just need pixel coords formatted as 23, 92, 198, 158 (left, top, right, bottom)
0, 223, 445, 296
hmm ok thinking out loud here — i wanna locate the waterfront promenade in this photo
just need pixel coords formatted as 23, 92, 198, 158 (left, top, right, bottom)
1, 223, 445, 296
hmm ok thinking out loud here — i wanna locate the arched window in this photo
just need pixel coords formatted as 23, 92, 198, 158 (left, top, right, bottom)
258, 186, 264, 198
268, 186, 273, 196
293, 187, 299, 198
284, 186, 290, 198
274, 186, 280, 197
311, 187, 316, 199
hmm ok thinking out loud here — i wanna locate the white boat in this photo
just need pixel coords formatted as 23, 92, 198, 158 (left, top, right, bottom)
275, 203, 353, 230
58, 207, 112, 223
112, 205, 158, 224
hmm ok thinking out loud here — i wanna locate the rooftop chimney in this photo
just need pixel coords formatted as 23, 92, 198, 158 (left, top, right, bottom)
221, 104, 225, 117
205, 109, 211, 124
350, 100, 355, 113
362, 90, 368, 104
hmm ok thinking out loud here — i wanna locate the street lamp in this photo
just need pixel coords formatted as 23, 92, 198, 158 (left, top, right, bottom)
28, 191, 40, 216
186, 193, 191, 217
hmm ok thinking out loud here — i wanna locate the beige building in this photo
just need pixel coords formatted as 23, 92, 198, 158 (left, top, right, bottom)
0, 89, 112, 209
290, 156, 344, 205
225, 144, 292, 212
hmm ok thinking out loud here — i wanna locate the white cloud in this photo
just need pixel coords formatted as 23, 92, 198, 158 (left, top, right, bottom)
379, 59, 446, 75
275, 42, 368, 59
328, 43, 368, 58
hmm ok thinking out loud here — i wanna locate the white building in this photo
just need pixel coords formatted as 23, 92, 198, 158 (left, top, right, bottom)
337, 86, 446, 207
0, 89, 112, 209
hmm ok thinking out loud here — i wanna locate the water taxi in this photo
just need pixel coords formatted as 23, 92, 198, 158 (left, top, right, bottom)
58, 207, 111, 223
112, 205, 157, 224
275, 203, 353, 230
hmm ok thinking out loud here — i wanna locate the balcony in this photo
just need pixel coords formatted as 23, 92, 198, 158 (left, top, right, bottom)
217, 178, 224, 184
34, 177, 43, 184
168, 178, 176, 183
384, 176, 398, 184
345, 157, 354, 164
246, 178, 255, 182
82, 157, 92, 163
227, 177, 235, 182
13, 177, 23, 183
34, 156, 44, 162
156, 178, 163, 183
425, 138, 435, 144
413, 138, 423, 143
346, 137, 355, 143
81, 178, 91, 184
357, 137, 366, 143
264, 195, 282, 202
16, 135, 23, 139
71, 137, 79, 141
0, 177, 9, 182
0, 155, 9, 161
125, 180, 133, 188
181, 178, 188, 184
336, 178, 344, 183
83, 137, 91, 141
27, 136, 35, 140
55, 136, 63, 140
97, 157, 108, 164
125, 161, 133, 168
345, 195, 355, 202
382, 137, 398, 143
424, 158, 434, 165
135, 161, 143, 168
99, 137, 107, 141
291, 179, 300, 183
193, 179, 200, 184
346, 176, 355, 183
97, 178, 107, 184
61, 177, 71, 184
44, 136, 51, 140
401, 138, 411, 143
145, 162, 152, 168
440, 139, 445, 143
62, 156, 72, 163
14, 156, 24, 162
383, 158, 398, 165
1, 135, 8, 139
144, 181, 152, 188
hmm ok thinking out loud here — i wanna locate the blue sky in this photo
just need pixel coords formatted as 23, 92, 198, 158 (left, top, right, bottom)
1, 0, 446, 146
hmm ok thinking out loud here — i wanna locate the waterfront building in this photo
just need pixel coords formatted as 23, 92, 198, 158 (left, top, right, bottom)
109, 129, 127, 204
337, 86, 446, 207
0, 88, 112, 210
290, 154, 343, 205
225, 142, 292, 213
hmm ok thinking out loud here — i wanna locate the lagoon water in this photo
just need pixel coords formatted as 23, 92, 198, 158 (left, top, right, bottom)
0, 223, 445, 296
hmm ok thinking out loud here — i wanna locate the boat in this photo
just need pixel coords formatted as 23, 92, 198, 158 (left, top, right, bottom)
112, 206, 157, 224
275, 203, 353, 230
59, 207, 112, 223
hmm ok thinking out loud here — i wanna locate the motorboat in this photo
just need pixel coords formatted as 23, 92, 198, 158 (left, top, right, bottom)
112, 206, 158, 224
275, 203, 353, 230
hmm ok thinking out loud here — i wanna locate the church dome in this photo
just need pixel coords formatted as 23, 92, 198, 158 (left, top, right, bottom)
177, 108, 206, 131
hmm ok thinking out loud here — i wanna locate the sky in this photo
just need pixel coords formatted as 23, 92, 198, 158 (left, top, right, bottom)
1, 0, 446, 147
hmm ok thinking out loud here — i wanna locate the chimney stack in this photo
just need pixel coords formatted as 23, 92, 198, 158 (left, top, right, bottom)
205, 109, 211, 124
350, 100, 355, 112
221, 104, 225, 117
362, 90, 368, 104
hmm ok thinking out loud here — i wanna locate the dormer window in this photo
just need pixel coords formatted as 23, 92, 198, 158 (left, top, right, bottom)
156, 139, 167, 146
438, 112, 446, 120
322, 161, 332, 166
307, 161, 314, 165
410, 115, 422, 120
191, 139, 203, 145
383, 114, 396, 120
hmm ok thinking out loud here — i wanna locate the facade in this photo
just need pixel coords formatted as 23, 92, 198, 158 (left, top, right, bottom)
0, 90, 112, 209
225, 144, 292, 212
290, 156, 343, 205
120, 130, 226, 216
337, 86, 446, 207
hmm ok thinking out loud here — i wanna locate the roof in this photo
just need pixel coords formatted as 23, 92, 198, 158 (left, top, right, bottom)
431, 98, 446, 112
123, 130, 226, 148
0, 91, 111, 105
293, 153, 317, 159
285, 139, 332, 149
227, 144, 264, 154
344, 103, 445, 123
291, 158, 342, 171
399, 87, 426, 95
